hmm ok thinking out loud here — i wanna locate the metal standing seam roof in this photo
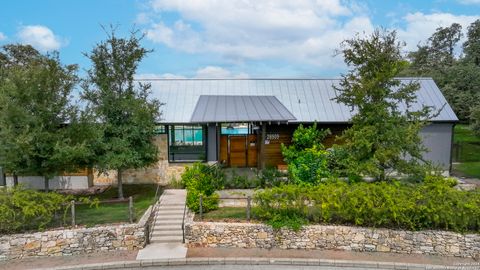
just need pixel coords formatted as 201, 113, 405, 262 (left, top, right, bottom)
144, 78, 459, 124
190, 95, 296, 123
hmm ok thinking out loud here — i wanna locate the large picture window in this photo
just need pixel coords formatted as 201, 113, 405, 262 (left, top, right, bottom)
168, 125, 206, 162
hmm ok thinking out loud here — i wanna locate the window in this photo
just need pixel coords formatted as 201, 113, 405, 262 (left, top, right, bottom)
168, 125, 206, 162
154, 125, 167, 134
221, 123, 251, 135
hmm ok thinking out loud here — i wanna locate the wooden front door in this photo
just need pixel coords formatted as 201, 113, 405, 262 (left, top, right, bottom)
229, 136, 247, 167
219, 135, 257, 167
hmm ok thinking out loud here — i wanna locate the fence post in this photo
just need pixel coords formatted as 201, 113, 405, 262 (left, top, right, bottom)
199, 195, 203, 220
247, 196, 251, 221
129, 196, 134, 223
71, 200, 76, 227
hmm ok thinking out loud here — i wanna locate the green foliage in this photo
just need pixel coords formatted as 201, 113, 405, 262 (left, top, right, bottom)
0, 44, 91, 190
335, 29, 433, 181
254, 178, 480, 232
182, 163, 223, 213
82, 27, 162, 198
401, 21, 480, 123
0, 186, 72, 233
258, 167, 290, 188
282, 124, 332, 184
223, 169, 260, 189
471, 106, 480, 136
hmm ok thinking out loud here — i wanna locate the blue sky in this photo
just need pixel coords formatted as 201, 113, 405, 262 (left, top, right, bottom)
1, 0, 479, 78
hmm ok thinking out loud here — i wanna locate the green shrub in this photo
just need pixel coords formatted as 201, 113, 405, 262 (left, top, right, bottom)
182, 163, 223, 213
254, 179, 480, 232
0, 186, 73, 233
258, 167, 289, 187
281, 124, 333, 184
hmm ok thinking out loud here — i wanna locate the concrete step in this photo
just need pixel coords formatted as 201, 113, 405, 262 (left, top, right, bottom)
154, 220, 183, 226
150, 235, 183, 243
156, 210, 184, 215
151, 230, 183, 237
158, 206, 185, 211
155, 215, 182, 220
153, 224, 183, 231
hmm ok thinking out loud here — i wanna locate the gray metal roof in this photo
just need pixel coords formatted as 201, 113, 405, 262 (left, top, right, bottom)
145, 78, 458, 124
190, 95, 296, 123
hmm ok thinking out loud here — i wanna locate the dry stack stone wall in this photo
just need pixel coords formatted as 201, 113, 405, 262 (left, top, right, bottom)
0, 206, 153, 260
186, 222, 480, 259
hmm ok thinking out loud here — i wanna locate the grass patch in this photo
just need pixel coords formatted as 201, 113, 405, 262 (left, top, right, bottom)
452, 124, 480, 178
195, 207, 250, 222
453, 162, 480, 179
454, 124, 479, 144
74, 184, 160, 226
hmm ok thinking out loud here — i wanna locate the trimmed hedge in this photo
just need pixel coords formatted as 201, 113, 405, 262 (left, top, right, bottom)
254, 176, 480, 232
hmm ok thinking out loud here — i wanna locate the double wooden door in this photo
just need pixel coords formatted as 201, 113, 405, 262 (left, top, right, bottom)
220, 135, 257, 167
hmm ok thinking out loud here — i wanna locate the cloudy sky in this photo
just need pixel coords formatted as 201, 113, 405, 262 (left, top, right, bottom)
1, 0, 479, 78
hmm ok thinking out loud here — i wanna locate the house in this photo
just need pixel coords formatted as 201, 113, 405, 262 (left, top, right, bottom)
3, 77, 457, 189
92, 77, 457, 186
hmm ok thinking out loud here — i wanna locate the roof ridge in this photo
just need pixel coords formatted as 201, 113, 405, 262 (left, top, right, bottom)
135, 77, 434, 81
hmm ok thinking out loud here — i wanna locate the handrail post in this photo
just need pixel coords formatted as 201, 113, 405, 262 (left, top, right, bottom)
247, 196, 251, 221
199, 195, 203, 220
129, 196, 134, 223
71, 200, 76, 227
182, 203, 187, 244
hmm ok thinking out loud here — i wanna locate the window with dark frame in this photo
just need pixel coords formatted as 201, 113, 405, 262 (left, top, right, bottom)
168, 125, 206, 162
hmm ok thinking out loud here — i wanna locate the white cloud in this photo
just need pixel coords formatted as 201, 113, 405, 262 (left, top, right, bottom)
458, 0, 480, 5
136, 66, 249, 79
135, 73, 186, 80
195, 66, 249, 78
0, 32, 6, 41
17, 25, 64, 52
144, 0, 371, 68
396, 12, 479, 51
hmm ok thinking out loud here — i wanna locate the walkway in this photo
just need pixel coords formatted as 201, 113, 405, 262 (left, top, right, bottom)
136, 189, 188, 260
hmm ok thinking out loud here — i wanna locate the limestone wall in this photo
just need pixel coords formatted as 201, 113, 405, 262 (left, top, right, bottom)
0, 206, 153, 260
185, 222, 480, 259
93, 134, 189, 186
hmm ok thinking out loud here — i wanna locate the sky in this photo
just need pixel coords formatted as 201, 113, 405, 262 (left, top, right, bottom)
0, 0, 479, 78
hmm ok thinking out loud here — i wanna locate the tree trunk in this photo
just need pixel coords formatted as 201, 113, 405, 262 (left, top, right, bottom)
13, 173, 18, 187
44, 176, 49, 192
117, 169, 124, 199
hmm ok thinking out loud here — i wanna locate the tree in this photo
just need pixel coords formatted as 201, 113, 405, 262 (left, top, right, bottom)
334, 29, 434, 181
82, 28, 162, 198
0, 44, 86, 191
464, 19, 480, 66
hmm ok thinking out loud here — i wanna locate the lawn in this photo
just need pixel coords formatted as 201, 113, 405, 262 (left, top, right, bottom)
195, 207, 250, 222
74, 184, 161, 227
452, 124, 480, 178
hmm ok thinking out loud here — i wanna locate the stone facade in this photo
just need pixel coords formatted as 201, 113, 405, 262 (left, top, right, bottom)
185, 222, 480, 259
0, 206, 153, 260
93, 134, 189, 186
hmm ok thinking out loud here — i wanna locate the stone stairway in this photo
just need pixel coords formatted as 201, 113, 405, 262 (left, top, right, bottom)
150, 189, 187, 244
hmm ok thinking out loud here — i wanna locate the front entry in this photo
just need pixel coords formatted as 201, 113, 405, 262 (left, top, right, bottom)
220, 135, 257, 167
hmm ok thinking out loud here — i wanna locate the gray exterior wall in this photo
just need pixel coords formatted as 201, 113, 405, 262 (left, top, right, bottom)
207, 124, 218, 162
420, 123, 454, 171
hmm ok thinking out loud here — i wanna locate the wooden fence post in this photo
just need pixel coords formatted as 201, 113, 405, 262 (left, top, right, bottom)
129, 196, 134, 223
199, 195, 203, 220
71, 200, 76, 227
247, 196, 251, 221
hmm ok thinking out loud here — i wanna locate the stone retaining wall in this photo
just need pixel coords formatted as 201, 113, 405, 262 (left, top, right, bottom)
185, 222, 480, 259
0, 206, 153, 260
